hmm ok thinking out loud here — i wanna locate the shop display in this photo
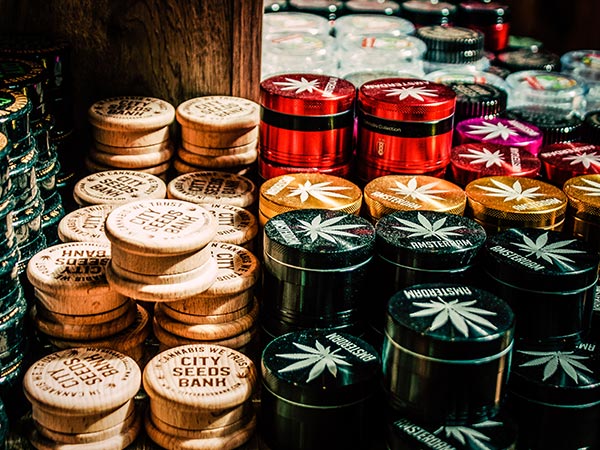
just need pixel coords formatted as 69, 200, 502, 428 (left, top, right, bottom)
0, 5, 598, 450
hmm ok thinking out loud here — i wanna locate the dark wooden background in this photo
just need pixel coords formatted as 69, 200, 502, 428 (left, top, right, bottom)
0, 0, 263, 132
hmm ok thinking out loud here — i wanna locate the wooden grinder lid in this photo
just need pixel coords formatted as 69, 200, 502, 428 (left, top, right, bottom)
104, 199, 216, 256
23, 347, 141, 414
26, 242, 112, 297
57, 204, 115, 244
88, 96, 175, 132
143, 344, 257, 411
73, 170, 167, 206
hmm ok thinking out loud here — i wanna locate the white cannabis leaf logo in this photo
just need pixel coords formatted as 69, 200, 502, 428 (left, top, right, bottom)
384, 86, 439, 102
467, 121, 518, 141
287, 180, 351, 204
563, 152, 600, 169
519, 351, 593, 384
394, 213, 464, 240
296, 214, 361, 243
573, 177, 600, 196
389, 177, 449, 202
461, 147, 504, 168
476, 179, 543, 202
410, 297, 497, 337
435, 421, 502, 450
277, 340, 351, 383
273, 76, 320, 94
512, 232, 583, 266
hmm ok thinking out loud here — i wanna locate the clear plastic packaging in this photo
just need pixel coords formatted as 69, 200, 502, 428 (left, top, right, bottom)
263, 11, 331, 37
334, 14, 415, 40
561, 50, 600, 112
426, 68, 508, 90
337, 34, 426, 78
261, 32, 338, 79
424, 56, 490, 74
505, 70, 588, 115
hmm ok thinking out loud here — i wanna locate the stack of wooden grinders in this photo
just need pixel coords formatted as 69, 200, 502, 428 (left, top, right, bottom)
72, 170, 167, 208
86, 96, 175, 179
24, 348, 141, 449
174, 96, 259, 175
104, 199, 218, 305
26, 242, 148, 362
153, 242, 260, 355
143, 344, 257, 449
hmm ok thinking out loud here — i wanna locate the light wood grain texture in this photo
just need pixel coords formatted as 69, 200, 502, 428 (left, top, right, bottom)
30, 401, 137, 434
91, 126, 170, 148
34, 288, 128, 316
106, 257, 218, 302
149, 408, 254, 439
153, 319, 257, 352
34, 303, 136, 340
161, 300, 253, 325
166, 289, 253, 316
111, 248, 211, 281
89, 144, 174, 168
154, 298, 258, 340
29, 413, 141, 450
178, 146, 258, 169
182, 140, 257, 157
35, 299, 134, 326
144, 410, 256, 450
34, 408, 139, 445
94, 140, 174, 156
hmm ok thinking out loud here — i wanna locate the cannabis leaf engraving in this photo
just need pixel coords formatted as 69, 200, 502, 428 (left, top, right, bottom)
394, 213, 463, 240
388, 177, 449, 202
467, 121, 519, 140
277, 340, 351, 383
435, 421, 502, 450
273, 76, 320, 94
512, 232, 583, 266
410, 297, 497, 337
296, 214, 360, 243
518, 351, 593, 384
287, 180, 351, 204
573, 177, 600, 196
475, 179, 543, 202
461, 147, 504, 168
384, 86, 438, 102
563, 152, 600, 169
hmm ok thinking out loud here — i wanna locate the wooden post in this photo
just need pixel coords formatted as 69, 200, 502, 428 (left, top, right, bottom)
0, 0, 263, 128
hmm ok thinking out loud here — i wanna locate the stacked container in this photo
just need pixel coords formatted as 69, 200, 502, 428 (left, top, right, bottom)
175, 96, 259, 176
259, 74, 356, 179
357, 78, 457, 182
87, 96, 176, 179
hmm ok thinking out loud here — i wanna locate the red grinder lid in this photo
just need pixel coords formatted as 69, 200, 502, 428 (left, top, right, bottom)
358, 78, 456, 122
451, 143, 541, 185
539, 142, 600, 182
260, 73, 356, 116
